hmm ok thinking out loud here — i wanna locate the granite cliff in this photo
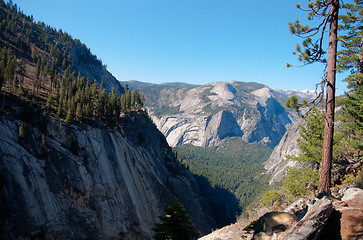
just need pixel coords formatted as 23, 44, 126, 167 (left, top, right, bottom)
264, 118, 302, 185
0, 101, 216, 239
67, 44, 123, 95
123, 81, 294, 149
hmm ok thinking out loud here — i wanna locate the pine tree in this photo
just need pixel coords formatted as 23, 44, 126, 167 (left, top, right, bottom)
39, 133, 47, 157
337, 0, 363, 87
18, 121, 25, 141
83, 103, 91, 118
131, 88, 137, 108
91, 79, 98, 97
340, 84, 363, 164
46, 94, 53, 110
56, 101, 63, 117
152, 198, 199, 240
65, 110, 72, 124
17, 58, 25, 85
335, 0, 363, 179
0, 66, 4, 91
292, 108, 325, 166
120, 93, 126, 113
125, 89, 131, 111
76, 102, 83, 120
262, 109, 325, 208
289, 0, 340, 194
131, 88, 144, 109
5, 49, 15, 90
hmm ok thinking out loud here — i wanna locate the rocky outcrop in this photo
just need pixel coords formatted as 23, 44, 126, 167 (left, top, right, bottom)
278, 188, 363, 240
199, 187, 363, 240
278, 197, 334, 240
126, 81, 293, 149
252, 212, 299, 240
68, 44, 123, 95
336, 187, 363, 240
264, 119, 302, 185
0, 108, 216, 239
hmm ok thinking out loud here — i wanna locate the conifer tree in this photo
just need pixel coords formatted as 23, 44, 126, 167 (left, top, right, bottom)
65, 110, 72, 124
292, 108, 325, 166
0, 66, 4, 91
34, 59, 41, 93
337, 0, 363, 87
83, 103, 91, 118
152, 199, 199, 240
18, 121, 25, 140
17, 58, 25, 85
46, 94, 53, 110
39, 133, 47, 157
262, 109, 325, 208
125, 89, 131, 111
91, 79, 98, 97
120, 93, 126, 113
339, 82, 363, 166
131, 88, 144, 109
131, 88, 137, 108
5, 49, 15, 90
76, 102, 83, 120
336, 0, 363, 176
289, 0, 340, 194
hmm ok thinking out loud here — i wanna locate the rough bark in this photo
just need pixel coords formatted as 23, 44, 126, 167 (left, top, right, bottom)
318, 0, 339, 194
359, 34, 363, 86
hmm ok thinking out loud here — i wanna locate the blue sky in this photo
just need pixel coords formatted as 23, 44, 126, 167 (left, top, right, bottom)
11, 0, 349, 95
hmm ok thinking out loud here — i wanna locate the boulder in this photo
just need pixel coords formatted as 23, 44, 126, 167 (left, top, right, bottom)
279, 197, 333, 240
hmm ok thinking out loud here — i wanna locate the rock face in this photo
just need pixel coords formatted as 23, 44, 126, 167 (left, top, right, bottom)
124, 81, 293, 149
0, 110, 216, 239
264, 118, 302, 185
336, 187, 363, 240
68, 44, 123, 95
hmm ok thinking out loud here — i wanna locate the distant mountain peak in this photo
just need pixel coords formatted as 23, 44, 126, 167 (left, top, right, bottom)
276, 88, 317, 100
124, 80, 293, 148
301, 89, 317, 94
252, 87, 273, 99
210, 82, 236, 101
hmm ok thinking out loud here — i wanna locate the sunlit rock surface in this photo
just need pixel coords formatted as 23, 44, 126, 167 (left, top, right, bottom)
125, 81, 294, 149
264, 119, 302, 185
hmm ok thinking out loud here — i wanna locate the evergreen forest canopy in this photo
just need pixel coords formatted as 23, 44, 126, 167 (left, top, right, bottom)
174, 138, 272, 213
0, 0, 145, 124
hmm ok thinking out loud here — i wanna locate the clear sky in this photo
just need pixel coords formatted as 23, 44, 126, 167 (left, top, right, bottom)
11, 0, 349, 95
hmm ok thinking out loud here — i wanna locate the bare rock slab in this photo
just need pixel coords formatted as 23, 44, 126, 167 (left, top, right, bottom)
279, 197, 333, 240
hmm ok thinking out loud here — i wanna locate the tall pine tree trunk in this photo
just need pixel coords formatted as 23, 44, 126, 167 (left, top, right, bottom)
359, 34, 363, 83
318, 0, 339, 194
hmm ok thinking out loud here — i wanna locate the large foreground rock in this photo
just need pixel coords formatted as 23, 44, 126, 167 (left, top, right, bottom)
199, 187, 363, 240
279, 197, 333, 240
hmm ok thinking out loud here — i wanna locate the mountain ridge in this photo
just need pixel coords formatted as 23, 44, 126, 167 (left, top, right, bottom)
122, 80, 308, 149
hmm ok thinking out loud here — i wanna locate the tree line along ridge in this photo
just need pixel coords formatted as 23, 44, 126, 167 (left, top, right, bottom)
0, 0, 145, 124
